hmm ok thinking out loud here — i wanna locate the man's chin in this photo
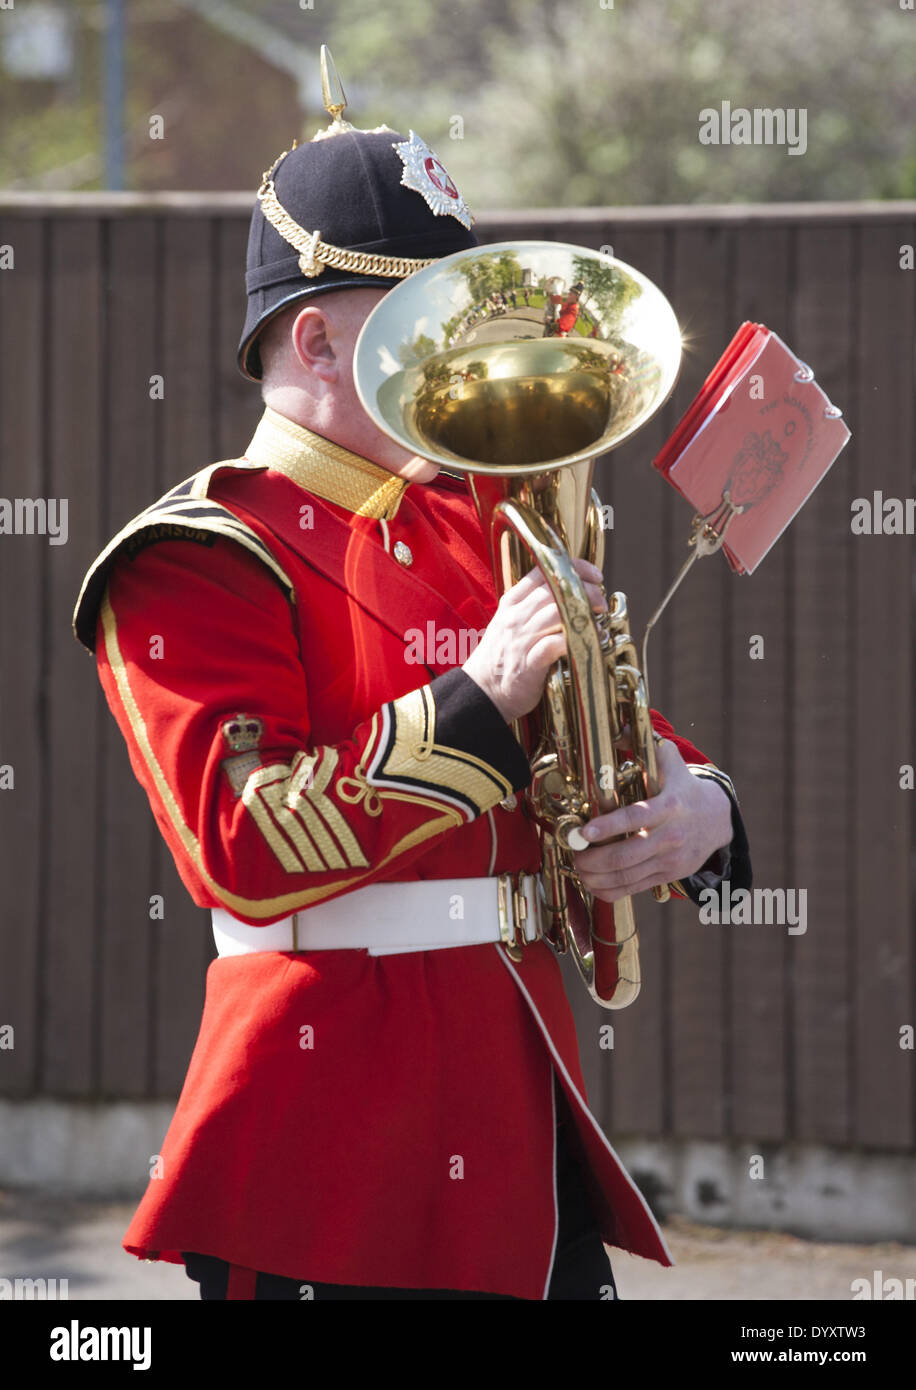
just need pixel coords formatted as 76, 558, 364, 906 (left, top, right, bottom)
390, 454, 440, 483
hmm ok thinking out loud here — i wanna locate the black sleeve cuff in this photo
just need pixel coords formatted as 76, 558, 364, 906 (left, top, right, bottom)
428, 668, 532, 794
676, 768, 753, 905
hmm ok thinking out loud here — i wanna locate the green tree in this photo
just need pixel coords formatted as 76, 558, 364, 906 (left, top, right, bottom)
399, 332, 439, 368
570, 254, 640, 328
2, 0, 914, 205
456, 251, 524, 302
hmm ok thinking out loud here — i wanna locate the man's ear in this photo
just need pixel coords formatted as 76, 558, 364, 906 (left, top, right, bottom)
291, 306, 338, 382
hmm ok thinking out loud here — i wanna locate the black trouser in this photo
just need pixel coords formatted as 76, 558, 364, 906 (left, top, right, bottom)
183, 1097, 618, 1301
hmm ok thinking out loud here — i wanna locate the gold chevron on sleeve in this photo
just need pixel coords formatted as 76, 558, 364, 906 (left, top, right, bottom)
242, 749, 369, 873
290, 747, 369, 868
243, 765, 325, 871
365, 686, 513, 819
99, 586, 469, 915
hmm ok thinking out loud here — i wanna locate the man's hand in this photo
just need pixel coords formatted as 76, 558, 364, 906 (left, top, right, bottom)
462, 559, 607, 723
571, 740, 734, 903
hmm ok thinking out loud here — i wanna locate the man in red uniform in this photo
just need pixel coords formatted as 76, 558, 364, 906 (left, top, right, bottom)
73, 84, 750, 1300
557, 281, 584, 336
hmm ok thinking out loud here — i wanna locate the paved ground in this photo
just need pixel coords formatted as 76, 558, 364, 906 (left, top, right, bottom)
615, 1219, 915, 1301
1, 1188, 913, 1300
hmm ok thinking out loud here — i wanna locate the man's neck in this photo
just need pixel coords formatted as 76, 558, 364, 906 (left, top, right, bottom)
260, 392, 439, 483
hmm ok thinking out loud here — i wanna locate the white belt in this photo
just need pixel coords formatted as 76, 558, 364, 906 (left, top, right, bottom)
211, 874, 542, 958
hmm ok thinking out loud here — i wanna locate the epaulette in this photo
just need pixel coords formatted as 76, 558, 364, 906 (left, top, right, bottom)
72, 460, 294, 653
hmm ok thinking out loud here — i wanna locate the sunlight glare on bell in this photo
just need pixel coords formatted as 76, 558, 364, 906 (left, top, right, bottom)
354, 240, 683, 477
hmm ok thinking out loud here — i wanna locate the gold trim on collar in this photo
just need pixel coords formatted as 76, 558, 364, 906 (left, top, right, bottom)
245, 408, 408, 521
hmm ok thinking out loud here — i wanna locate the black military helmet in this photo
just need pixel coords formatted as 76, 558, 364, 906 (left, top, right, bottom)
238, 49, 477, 381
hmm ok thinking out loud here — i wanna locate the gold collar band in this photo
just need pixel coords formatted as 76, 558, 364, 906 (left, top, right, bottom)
245, 408, 408, 520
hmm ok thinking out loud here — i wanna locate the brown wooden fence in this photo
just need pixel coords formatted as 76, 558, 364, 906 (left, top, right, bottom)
0, 197, 913, 1155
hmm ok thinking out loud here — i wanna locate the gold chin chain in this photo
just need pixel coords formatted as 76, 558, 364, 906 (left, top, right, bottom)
257, 149, 437, 282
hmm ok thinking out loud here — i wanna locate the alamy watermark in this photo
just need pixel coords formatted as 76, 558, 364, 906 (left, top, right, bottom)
850, 492, 915, 535
0, 497, 68, 545
698, 883, 807, 935
404, 622, 485, 665
49, 1321, 151, 1370
850, 1270, 915, 1299
0, 1275, 68, 1299
698, 102, 807, 157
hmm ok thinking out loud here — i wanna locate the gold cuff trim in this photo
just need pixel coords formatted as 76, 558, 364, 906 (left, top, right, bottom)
685, 763, 738, 803
245, 408, 408, 520
368, 689, 514, 818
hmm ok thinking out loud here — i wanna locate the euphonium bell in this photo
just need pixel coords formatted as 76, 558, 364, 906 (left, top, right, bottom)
354, 241, 682, 1008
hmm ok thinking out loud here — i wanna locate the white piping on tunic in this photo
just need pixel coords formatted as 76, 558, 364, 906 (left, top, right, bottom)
485, 808, 497, 876
378, 518, 391, 553
494, 944, 674, 1268
543, 1071, 559, 1300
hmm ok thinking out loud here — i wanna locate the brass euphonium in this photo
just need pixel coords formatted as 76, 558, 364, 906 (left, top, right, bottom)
354, 241, 682, 1008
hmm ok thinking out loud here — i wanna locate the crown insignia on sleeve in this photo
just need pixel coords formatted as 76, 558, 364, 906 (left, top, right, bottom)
222, 713, 264, 752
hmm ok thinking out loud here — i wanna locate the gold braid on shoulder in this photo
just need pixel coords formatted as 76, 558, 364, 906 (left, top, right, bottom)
257, 146, 437, 281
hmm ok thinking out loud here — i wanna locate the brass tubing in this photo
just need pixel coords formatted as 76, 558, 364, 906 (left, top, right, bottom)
491, 496, 641, 1008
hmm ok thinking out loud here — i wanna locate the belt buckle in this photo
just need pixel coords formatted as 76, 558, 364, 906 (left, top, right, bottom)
497, 872, 533, 962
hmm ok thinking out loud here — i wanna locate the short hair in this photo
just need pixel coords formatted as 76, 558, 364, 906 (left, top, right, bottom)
257, 304, 301, 389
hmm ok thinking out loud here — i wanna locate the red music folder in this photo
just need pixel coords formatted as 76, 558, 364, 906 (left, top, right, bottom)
653, 324, 851, 574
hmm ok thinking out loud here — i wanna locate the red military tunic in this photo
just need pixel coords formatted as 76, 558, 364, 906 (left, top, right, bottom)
73, 406, 736, 1299
557, 297, 581, 336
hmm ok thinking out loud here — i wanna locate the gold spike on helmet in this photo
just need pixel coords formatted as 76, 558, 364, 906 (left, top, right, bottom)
238, 46, 476, 381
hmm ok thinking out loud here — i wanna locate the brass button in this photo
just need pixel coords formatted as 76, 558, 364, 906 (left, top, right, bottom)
393, 540, 413, 567
499, 794, 518, 811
